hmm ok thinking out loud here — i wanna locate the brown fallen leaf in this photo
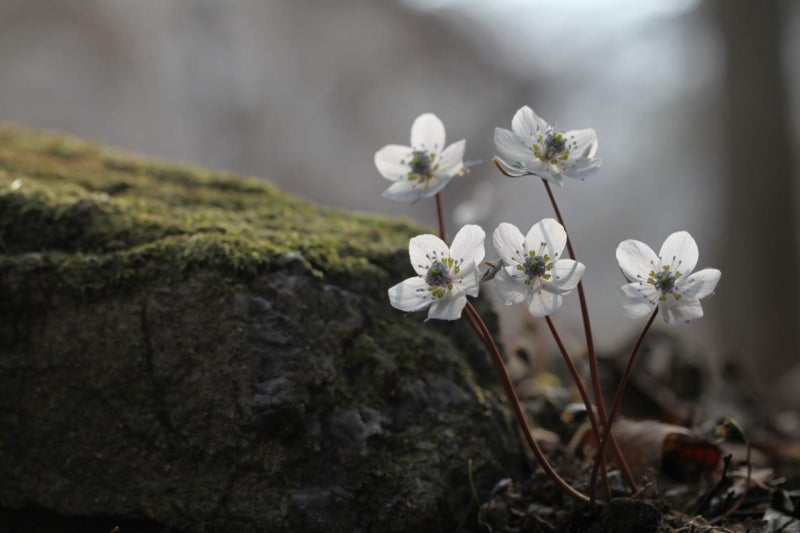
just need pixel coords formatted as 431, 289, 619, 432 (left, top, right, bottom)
568, 418, 722, 482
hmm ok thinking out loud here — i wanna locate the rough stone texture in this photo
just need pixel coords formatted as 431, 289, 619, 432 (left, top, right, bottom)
0, 126, 522, 532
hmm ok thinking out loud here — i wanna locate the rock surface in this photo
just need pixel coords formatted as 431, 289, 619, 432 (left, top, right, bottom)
0, 126, 522, 532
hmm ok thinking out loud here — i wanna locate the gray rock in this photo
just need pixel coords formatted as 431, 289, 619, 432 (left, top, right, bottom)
0, 126, 522, 532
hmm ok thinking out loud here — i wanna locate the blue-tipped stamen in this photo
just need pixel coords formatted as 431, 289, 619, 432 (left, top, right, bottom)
406, 150, 438, 183
647, 266, 682, 300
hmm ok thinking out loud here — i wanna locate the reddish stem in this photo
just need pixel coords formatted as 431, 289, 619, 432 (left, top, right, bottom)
541, 179, 637, 491
435, 193, 447, 243
465, 302, 591, 504
434, 187, 588, 504
545, 316, 611, 504
542, 180, 602, 412
589, 307, 659, 494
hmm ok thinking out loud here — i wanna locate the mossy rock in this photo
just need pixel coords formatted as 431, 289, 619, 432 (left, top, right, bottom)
0, 126, 522, 532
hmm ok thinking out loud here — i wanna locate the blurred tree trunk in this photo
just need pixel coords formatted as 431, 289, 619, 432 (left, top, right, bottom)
713, 0, 798, 382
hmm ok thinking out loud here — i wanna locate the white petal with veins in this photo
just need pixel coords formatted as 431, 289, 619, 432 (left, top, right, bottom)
437, 139, 465, 177
382, 180, 424, 202
374, 144, 411, 181
616, 239, 659, 282
450, 224, 485, 267
493, 269, 528, 305
660, 297, 703, 324
679, 269, 720, 299
493, 222, 527, 265
409, 234, 450, 276
410, 113, 445, 151
550, 260, 585, 292
528, 289, 563, 317
659, 231, 698, 274
388, 277, 431, 312
428, 294, 467, 321
511, 105, 549, 139
525, 218, 567, 260
618, 283, 658, 318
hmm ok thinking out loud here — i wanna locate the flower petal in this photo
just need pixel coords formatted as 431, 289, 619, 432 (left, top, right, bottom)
659, 231, 698, 275
549, 259, 585, 293
374, 144, 411, 181
492, 156, 531, 178
511, 106, 550, 139
419, 176, 451, 198
535, 171, 566, 186
527, 288, 564, 317
450, 224, 486, 266
428, 294, 467, 321
409, 234, 450, 276
382, 180, 423, 202
410, 113, 445, 151
660, 296, 703, 325
616, 239, 658, 282
417, 175, 453, 198
679, 268, 720, 300
383, 178, 450, 201
493, 222, 527, 265
437, 139, 465, 177
493, 269, 527, 305
388, 277, 432, 313
618, 282, 658, 319
494, 127, 535, 165
566, 128, 598, 159
525, 218, 567, 260
454, 262, 481, 298
502, 264, 526, 283
562, 157, 602, 181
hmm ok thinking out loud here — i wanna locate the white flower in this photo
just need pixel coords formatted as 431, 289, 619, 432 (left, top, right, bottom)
388, 225, 485, 321
491, 219, 585, 317
375, 113, 466, 202
616, 231, 721, 325
493, 106, 601, 185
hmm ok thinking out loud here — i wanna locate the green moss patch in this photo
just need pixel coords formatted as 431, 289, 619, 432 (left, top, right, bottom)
0, 125, 421, 295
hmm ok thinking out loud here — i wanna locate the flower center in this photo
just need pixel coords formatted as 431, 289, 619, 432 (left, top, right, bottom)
647, 266, 682, 301
407, 150, 437, 182
524, 255, 547, 278
532, 131, 570, 164
544, 132, 567, 158
425, 259, 456, 299
425, 260, 450, 287
518, 252, 554, 285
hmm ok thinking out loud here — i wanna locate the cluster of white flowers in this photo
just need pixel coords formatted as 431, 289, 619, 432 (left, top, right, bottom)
376, 109, 720, 324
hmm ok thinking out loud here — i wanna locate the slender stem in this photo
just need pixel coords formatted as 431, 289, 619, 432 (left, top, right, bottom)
541, 179, 637, 490
542, 180, 601, 412
442, 191, 589, 503
435, 193, 447, 243
589, 307, 659, 494
463, 292, 493, 353
544, 316, 610, 505
465, 302, 592, 504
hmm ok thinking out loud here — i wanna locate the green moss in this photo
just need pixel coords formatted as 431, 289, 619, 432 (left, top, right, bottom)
0, 125, 422, 295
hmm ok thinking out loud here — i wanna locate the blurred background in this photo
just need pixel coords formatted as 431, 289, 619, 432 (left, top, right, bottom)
0, 0, 798, 408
